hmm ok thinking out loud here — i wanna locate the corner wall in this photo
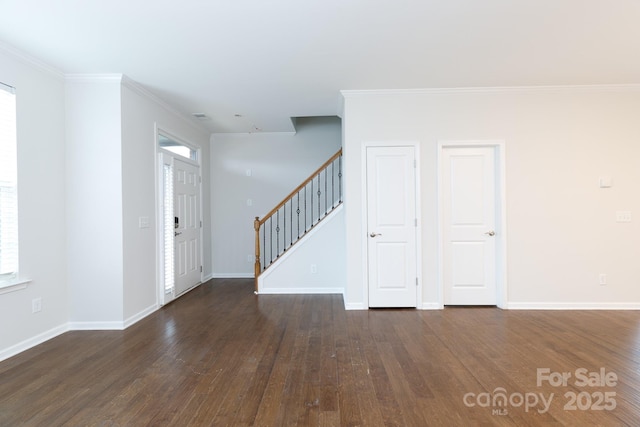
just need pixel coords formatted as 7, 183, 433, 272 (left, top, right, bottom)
343, 86, 640, 309
210, 117, 342, 277
121, 81, 211, 323
0, 46, 69, 359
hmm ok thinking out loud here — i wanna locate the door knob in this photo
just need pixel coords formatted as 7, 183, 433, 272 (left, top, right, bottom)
484, 230, 495, 237
369, 232, 382, 238
175, 231, 182, 237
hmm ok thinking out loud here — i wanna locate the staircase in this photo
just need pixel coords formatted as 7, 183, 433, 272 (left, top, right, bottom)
253, 149, 343, 292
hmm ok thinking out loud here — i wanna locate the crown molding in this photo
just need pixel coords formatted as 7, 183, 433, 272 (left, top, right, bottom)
120, 75, 209, 133
65, 73, 123, 83
64, 73, 208, 134
341, 84, 640, 98
0, 40, 64, 79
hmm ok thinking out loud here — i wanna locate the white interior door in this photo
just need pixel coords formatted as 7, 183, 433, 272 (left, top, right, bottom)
366, 145, 418, 308
173, 158, 201, 295
442, 146, 497, 305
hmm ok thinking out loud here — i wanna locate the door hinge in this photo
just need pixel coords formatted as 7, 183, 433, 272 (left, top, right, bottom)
416, 277, 419, 286
414, 218, 417, 227
200, 220, 202, 228
200, 266, 203, 272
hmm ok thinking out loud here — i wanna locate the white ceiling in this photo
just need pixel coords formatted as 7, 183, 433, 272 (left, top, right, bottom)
1, 0, 639, 133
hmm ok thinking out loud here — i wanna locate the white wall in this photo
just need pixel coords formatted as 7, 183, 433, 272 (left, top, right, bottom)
0, 46, 212, 359
66, 76, 124, 326
259, 205, 345, 293
210, 117, 342, 277
0, 46, 69, 359
343, 86, 640, 309
121, 80, 210, 323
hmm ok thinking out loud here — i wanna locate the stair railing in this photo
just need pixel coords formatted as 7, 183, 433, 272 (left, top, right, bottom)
254, 149, 343, 292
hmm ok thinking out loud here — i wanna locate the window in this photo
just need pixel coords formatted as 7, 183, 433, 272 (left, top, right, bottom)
0, 82, 18, 284
159, 134, 198, 161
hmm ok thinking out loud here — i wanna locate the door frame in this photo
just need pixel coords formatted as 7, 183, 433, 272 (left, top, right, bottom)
437, 140, 508, 308
155, 125, 203, 306
361, 140, 422, 308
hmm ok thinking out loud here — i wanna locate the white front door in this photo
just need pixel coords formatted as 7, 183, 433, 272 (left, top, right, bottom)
366, 145, 418, 308
173, 158, 201, 295
442, 146, 497, 305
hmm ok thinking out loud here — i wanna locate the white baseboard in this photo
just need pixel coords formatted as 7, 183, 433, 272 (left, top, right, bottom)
68, 321, 125, 330
123, 303, 158, 328
0, 323, 68, 363
506, 302, 640, 310
419, 302, 443, 310
344, 302, 367, 310
259, 287, 343, 295
211, 273, 254, 279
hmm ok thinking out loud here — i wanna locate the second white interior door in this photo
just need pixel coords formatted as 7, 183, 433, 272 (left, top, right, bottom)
442, 146, 498, 305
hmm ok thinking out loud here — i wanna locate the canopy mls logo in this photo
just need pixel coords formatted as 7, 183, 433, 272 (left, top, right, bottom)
463, 367, 618, 416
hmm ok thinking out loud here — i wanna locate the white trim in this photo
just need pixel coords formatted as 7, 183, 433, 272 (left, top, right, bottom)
202, 273, 213, 282
0, 323, 68, 363
65, 73, 123, 83
211, 131, 296, 137
437, 140, 508, 309
345, 302, 367, 310
341, 84, 640, 98
123, 303, 158, 328
258, 287, 344, 295
0, 278, 31, 295
361, 141, 422, 309
122, 75, 208, 132
212, 273, 254, 279
418, 302, 443, 310
0, 41, 65, 79
507, 302, 640, 310
68, 321, 125, 331
155, 125, 203, 307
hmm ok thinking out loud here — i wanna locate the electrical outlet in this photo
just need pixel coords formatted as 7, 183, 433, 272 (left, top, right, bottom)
247, 254, 253, 263
616, 211, 631, 223
32, 298, 42, 313
599, 274, 607, 286
310, 264, 317, 274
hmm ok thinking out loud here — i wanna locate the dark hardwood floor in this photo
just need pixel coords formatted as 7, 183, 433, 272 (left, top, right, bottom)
1, 279, 639, 426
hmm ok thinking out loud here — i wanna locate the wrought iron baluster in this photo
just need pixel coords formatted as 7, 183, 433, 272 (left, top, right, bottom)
269, 217, 273, 266
310, 179, 313, 227
304, 186, 307, 232
332, 163, 336, 209
282, 204, 286, 252
324, 169, 328, 215
297, 192, 300, 238
276, 210, 280, 256
262, 223, 265, 271
317, 173, 321, 222
338, 155, 342, 202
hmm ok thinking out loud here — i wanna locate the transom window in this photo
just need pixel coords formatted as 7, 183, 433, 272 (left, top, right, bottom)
159, 134, 198, 161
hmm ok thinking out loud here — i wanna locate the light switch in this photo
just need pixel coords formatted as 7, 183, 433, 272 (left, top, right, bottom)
246, 169, 252, 177
139, 216, 150, 228
599, 176, 612, 188
247, 199, 253, 206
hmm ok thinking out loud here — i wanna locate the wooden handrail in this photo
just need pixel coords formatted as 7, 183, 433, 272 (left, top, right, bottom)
254, 148, 343, 292
257, 149, 342, 226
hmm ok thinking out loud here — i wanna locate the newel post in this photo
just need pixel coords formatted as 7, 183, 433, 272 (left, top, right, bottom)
254, 216, 261, 293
